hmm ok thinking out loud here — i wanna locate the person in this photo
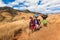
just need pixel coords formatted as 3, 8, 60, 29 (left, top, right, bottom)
29, 17, 35, 32
34, 17, 40, 30
42, 14, 48, 26
34, 14, 40, 30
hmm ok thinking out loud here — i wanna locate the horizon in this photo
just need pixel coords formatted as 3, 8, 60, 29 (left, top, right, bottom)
0, 0, 60, 14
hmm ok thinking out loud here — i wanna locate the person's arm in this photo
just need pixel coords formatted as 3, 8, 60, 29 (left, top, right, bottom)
38, 19, 41, 25
29, 21, 31, 28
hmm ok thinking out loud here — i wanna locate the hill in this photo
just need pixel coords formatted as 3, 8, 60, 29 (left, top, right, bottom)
0, 6, 60, 40
0, 6, 42, 22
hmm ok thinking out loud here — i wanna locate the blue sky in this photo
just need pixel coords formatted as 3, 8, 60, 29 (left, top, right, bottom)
0, 0, 60, 14
2, 0, 15, 4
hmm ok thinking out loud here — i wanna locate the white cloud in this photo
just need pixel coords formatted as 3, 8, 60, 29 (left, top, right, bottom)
19, 6, 28, 10
13, 7, 19, 9
0, 0, 6, 7
5, 0, 25, 7
47, 4, 60, 8
7, 0, 39, 7
1, 0, 60, 14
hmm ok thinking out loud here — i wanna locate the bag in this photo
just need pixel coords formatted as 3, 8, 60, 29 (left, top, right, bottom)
35, 24, 40, 29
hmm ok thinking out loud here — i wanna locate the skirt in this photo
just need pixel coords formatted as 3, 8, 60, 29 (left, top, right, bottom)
30, 25, 35, 30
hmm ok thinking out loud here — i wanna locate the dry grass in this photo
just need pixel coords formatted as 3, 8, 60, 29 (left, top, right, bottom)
0, 12, 60, 40
0, 20, 29, 40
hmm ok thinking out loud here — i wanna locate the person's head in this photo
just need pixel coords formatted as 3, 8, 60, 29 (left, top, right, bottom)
35, 17, 38, 19
42, 14, 48, 19
30, 17, 33, 20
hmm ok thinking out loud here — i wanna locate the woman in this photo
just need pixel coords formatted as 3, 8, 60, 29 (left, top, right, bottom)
34, 14, 40, 30
34, 17, 40, 30
29, 17, 35, 31
42, 14, 48, 26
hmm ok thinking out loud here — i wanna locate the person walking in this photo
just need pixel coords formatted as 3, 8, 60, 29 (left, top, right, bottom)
42, 14, 48, 26
34, 14, 41, 30
29, 17, 35, 32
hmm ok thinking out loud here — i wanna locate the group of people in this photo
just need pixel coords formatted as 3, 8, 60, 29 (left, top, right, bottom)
29, 14, 48, 32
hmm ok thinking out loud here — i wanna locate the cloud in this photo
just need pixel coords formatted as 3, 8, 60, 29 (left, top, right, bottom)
0, 0, 6, 7
1, 0, 60, 14
6, 0, 25, 7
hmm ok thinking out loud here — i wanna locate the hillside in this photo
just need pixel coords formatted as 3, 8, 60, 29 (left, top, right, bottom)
0, 7, 60, 40
0, 6, 41, 22
13, 14, 60, 40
